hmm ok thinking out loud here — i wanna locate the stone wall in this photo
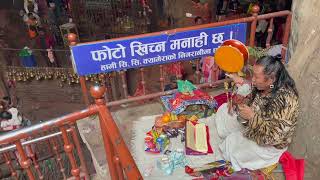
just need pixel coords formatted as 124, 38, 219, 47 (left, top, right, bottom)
15, 80, 85, 122
288, 0, 320, 179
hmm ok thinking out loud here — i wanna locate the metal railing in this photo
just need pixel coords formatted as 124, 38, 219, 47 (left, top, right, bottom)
0, 86, 142, 180
0, 128, 81, 180
0, 5, 292, 180
6, 7, 292, 105
73, 6, 292, 106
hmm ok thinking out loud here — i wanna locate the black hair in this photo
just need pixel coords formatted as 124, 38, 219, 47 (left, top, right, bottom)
251, 55, 298, 100
194, 16, 203, 24
0, 111, 12, 120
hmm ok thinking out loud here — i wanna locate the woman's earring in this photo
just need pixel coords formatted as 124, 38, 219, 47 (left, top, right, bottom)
270, 84, 274, 89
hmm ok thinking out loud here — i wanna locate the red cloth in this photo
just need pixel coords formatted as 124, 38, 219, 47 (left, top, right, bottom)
279, 151, 304, 180
213, 92, 248, 109
213, 93, 229, 108
170, 89, 214, 110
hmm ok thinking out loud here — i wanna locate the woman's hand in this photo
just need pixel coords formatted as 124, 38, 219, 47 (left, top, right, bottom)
226, 73, 244, 85
238, 104, 254, 120
233, 95, 246, 104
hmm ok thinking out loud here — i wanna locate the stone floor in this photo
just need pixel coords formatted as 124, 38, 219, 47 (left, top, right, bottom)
77, 88, 285, 180
77, 102, 165, 180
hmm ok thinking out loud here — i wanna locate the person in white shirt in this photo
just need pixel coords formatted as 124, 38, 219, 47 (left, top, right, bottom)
0, 97, 34, 164
0, 98, 22, 131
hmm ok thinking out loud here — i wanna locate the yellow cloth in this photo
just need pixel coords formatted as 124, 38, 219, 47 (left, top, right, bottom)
260, 163, 278, 180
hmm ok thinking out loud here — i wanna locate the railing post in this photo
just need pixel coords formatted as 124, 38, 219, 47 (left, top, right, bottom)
70, 126, 90, 180
140, 68, 146, 95
159, 65, 165, 91
90, 85, 142, 180
104, 74, 113, 102
266, 18, 274, 48
60, 126, 81, 180
92, 84, 120, 180
249, 5, 260, 47
281, 13, 292, 63
195, 59, 201, 84
120, 71, 129, 99
15, 141, 35, 180
50, 137, 67, 180
27, 144, 43, 179
68, 33, 90, 105
97, 111, 119, 180
3, 152, 18, 180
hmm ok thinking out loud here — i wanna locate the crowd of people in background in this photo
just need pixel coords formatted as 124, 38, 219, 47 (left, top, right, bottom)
183, 0, 292, 86
190, 0, 292, 47
18, 0, 72, 67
